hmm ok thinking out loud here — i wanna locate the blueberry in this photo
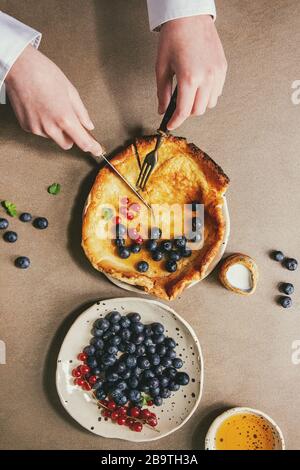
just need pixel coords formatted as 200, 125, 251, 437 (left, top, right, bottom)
284, 258, 298, 271
175, 372, 190, 386
128, 389, 141, 403
132, 367, 143, 377
152, 334, 165, 344
120, 328, 131, 341
173, 358, 183, 369
90, 337, 104, 349
95, 318, 110, 331
166, 349, 176, 359
174, 236, 186, 249
91, 367, 102, 376
140, 384, 150, 393
189, 232, 202, 243
165, 367, 177, 379
106, 311, 121, 324
109, 336, 121, 347
156, 345, 167, 356
272, 250, 284, 262
96, 388, 107, 400
33, 217, 48, 229
168, 250, 181, 262
102, 331, 113, 341
0, 218, 8, 230
110, 324, 121, 334
192, 217, 202, 231
115, 395, 128, 406
107, 372, 119, 382
149, 386, 160, 397
161, 240, 172, 252
142, 370, 155, 380
3, 231, 17, 243
125, 343, 136, 354
154, 396, 163, 406
118, 246, 130, 259
143, 337, 154, 347
148, 377, 159, 389
110, 388, 122, 400
132, 333, 145, 345
19, 212, 32, 223
83, 345, 96, 356
151, 322, 164, 335
136, 344, 146, 356
115, 238, 125, 247
160, 388, 171, 399
127, 312, 141, 323
280, 283, 294, 295
180, 247, 192, 258
116, 380, 128, 391
118, 342, 126, 352
191, 201, 201, 212
152, 249, 164, 261
279, 296, 292, 308
106, 345, 118, 355
125, 355, 137, 368
116, 223, 126, 237
159, 376, 169, 388
86, 357, 98, 368
91, 327, 103, 337
144, 326, 153, 337
138, 356, 151, 369
131, 322, 144, 334
120, 317, 131, 329
130, 243, 141, 254
121, 370, 131, 380
15, 256, 30, 269
149, 354, 160, 366
147, 345, 156, 355
146, 239, 158, 251
137, 261, 149, 273
101, 354, 117, 367
165, 260, 177, 273
164, 338, 176, 349
161, 357, 172, 368
168, 380, 180, 391
151, 227, 162, 240
127, 377, 139, 389
152, 365, 164, 376
92, 380, 102, 389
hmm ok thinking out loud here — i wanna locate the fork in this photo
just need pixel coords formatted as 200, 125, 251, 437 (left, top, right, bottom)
136, 86, 178, 191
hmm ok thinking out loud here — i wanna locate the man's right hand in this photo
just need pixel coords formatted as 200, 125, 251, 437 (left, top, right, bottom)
5, 44, 102, 156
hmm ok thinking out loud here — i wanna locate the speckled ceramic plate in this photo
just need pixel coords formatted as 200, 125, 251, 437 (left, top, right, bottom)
56, 297, 203, 442
105, 197, 230, 295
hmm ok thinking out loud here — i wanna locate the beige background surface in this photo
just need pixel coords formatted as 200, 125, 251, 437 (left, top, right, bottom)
1, 0, 300, 450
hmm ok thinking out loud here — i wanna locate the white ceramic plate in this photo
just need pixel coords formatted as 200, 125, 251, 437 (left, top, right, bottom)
56, 297, 204, 442
105, 197, 230, 294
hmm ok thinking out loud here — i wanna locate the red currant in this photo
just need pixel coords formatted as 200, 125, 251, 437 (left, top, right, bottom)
75, 377, 85, 386
80, 364, 90, 375
147, 417, 158, 427
117, 416, 127, 426
120, 206, 128, 216
136, 236, 143, 245
113, 215, 121, 225
140, 409, 151, 420
72, 368, 82, 378
117, 406, 127, 416
127, 212, 134, 220
147, 400, 153, 406
77, 353, 88, 361
128, 228, 138, 240
107, 401, 117, 411
102, 409, 111, 418
125, 418, 135, 427
111, 411, 119, 421
121, 196, 129, 205
88, 375, 97, 384
82, 382, 92, 391
130, 407, 140, 418
132, 422, 143, 432
130, 203, 141, 213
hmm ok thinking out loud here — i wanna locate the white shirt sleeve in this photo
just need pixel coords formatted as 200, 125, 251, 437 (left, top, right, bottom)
147, 0, 216, 31
0, 11, 41, 90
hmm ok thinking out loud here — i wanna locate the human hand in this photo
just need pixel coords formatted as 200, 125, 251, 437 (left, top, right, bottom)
5, 45, 102, 155
156, 15, 227, 130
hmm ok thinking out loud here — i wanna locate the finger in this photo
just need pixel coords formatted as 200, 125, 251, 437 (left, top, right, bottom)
62, 114, 103, 156
191, 86, 211, 116
69, 86, 95, 131
45, 124, 74, 150
166, 80, 197, 130
156, 63, 173, 114
208, 78, 220, 109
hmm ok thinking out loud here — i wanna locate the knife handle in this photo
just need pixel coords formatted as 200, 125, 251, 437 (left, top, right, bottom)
158, 86, 178, 134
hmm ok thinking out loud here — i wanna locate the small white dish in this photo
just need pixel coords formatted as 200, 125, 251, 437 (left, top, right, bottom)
105, 197, 230, 295
56, 297, 204, 442
205, 407, 285, 450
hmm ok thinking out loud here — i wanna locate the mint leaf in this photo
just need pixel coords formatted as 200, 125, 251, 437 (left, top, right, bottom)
48, 183, 61, 195
2, 200, 17, 217
141, 393, 152, 406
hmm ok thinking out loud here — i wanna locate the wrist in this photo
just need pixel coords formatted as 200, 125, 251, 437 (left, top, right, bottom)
5, 44, 35, 86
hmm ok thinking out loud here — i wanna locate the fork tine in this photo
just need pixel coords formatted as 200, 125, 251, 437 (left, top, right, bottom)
140, 165, 153, 191
136, 161, 148, 188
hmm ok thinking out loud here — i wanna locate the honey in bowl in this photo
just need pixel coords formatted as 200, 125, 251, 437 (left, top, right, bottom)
215, 413, 276, 450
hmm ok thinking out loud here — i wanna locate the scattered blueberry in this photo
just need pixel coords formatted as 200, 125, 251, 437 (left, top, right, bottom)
192, 217, 202, 231
272, 250, 284, 262
137, 261, 149, 273
284, 258, 298, 271
146, 239, 158, 252
19, 212, 32, 223
175, 372, 190, 385
168, 250, 181, 262
181, 247, 192, 258
116, 223, 126, 237
280, 283, 294, 295
33, 217, 48, 229
115, 238, 125, 247
130, 243, 141, 254
161, 240, 172, 252
152, 249, 164, 261
174, 236, 186, 249
118, 246, 130, 259
0, 218, 9, 230
15, 256, 30, 269
151, 227, 162, 240
165, 260, 177, 273
279, 296, 292, 308
173, 358, 183, 369
3, 231, 17, 243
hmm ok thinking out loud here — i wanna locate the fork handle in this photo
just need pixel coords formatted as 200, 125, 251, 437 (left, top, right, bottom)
158, 86, 178, 133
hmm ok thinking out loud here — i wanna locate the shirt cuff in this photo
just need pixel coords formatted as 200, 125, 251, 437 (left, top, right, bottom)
0, 11, 41, 91
147, 0, 216, 31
